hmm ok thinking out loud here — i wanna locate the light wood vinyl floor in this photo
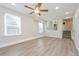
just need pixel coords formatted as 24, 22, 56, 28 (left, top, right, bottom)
0, 37, 79, 56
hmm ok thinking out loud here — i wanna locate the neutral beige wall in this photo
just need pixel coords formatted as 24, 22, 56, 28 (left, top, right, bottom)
63, 19, 72, 31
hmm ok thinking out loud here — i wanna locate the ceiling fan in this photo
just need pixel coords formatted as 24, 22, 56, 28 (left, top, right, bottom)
24, 3, 48, 16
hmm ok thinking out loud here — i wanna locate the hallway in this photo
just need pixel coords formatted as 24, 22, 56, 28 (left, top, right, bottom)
0, 37, 78, 56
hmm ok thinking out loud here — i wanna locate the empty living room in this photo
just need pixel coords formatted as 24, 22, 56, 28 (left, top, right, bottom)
0, 2, 79, 57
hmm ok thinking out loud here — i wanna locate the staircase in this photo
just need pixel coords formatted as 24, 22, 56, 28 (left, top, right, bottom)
63, 31, 71, 39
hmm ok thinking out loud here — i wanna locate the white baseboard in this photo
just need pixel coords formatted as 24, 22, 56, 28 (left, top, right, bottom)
72, 38, 79, 53
0, 35, 44, 48
76, 45, 79, 53
74, 41, 79, 52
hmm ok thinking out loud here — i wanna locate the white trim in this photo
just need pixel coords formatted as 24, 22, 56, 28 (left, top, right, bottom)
38, 22, 44, 33
73, 39, 79, 52
74, 41, 79, 52
4, 13, 21, 36
0, 35, 44, 48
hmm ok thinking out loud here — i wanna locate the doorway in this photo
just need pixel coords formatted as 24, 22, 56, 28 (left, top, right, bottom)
62, 18, 72, 39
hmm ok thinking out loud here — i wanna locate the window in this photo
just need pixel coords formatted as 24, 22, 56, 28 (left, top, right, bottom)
4, 13, 21, 36
38, 22, 44, 33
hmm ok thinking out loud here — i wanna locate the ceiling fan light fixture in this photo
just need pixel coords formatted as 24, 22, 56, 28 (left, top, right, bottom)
34, 10, 40, 13
24, 3, 48, 15
34, 7, 40, 13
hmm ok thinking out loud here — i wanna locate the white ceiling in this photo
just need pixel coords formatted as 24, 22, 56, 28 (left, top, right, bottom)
0, 3, 79, 20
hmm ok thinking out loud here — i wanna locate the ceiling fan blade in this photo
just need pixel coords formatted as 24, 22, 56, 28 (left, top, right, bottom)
35, 3, 42, 8
29, 11, 34, 14
24, 5, 34, 10
40, 10, 48, 12
38, 3, 42, 8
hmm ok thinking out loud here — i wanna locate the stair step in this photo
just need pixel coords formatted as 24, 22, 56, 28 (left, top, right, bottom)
63, 31, 71, 39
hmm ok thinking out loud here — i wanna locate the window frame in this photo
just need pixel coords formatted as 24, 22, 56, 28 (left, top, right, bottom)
4, 13, 21, 36
38, 22, 44, 34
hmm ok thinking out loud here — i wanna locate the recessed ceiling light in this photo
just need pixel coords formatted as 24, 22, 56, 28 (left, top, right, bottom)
65, 17, 70, 19
55, 6, 60, 10
11, 3, 15, 5
65, 12, 70, 14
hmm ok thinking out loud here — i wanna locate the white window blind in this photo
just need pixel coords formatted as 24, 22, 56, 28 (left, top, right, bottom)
38, 22, 44, 33
4, 13, 21, 36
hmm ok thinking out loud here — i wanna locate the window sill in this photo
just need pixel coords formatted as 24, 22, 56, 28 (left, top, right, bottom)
4, 34, 23, 37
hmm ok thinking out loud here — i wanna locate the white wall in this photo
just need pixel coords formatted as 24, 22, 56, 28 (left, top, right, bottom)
0, 6, 44, 48
72, 6, 79, 52
45, 19, 63, 38
0, 5, 63, 48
